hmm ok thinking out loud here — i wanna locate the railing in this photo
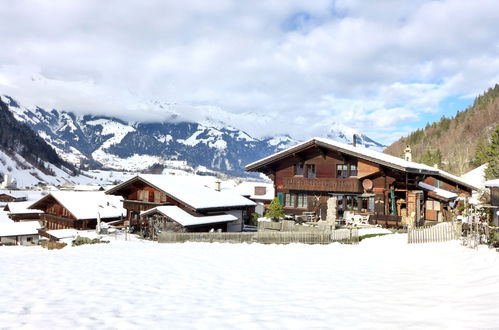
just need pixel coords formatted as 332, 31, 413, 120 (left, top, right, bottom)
282, 177, 362, 193
408, 222, 462, 244
158, 229, 359, 245
40, 214, 77, 229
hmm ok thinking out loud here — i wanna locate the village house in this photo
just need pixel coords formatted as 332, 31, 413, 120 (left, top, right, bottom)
3, 201, 43, 222
106, 174, 256, 232
485, 179, 499, 225
228, 181, 275, 215
29, 191, 125, 230
245, 137, 477, 227
0, 221, 41, 246
0, 191, 27, 204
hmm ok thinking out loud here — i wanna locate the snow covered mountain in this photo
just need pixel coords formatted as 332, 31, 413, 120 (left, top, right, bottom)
1, 95, 385, 177
325, 122, 387, 150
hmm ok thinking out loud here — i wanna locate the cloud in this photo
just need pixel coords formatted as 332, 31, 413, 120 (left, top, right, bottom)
0, 0, 498, 144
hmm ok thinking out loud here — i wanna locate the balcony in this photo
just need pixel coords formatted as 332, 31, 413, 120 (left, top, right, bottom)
282, 177, 362, 193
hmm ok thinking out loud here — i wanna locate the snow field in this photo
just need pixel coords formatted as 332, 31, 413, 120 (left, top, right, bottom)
0, 234, 498, 329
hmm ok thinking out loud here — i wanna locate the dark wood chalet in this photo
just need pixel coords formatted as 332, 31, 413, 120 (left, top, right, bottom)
3, 201, 42, 222
29, 192, 125, 230
106, 174, 256, 232
246, 138, 477, 227
0, 192, 27, 203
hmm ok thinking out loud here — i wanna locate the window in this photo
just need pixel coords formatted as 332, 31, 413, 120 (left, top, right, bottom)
294, 163, 304, 176
305, 164, 316, 178
284, 193, 296, 207
426, 200, 442, 211
138, 190, 149, 202
297, 193, 308, 208
337, 164, 348, 178
349, 164, 357, 177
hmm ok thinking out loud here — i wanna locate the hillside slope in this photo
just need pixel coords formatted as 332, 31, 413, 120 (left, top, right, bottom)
0, 97, 79, 186
384, 85, 499, 175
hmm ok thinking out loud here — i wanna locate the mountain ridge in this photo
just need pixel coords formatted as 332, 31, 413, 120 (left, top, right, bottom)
384, 84, 499, 176
1, 94, 386, 177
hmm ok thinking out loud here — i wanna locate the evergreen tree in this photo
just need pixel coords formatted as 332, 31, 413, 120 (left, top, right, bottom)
265, 197, 285, 220
474, 124, 499, 179
420, 149, 442, 167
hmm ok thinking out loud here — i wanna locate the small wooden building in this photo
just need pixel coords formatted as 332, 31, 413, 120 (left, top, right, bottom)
3, 201, 43, 222
106, 174, 256, 232
141, 205, 238, 237
29, 191, 126, 230
246, 138, 477, 227
0, 191, 27, 204
0, 221, 41, 246
485, 179, 499, 225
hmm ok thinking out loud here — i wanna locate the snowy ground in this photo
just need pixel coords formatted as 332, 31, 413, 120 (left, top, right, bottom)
1, 234, 498, 329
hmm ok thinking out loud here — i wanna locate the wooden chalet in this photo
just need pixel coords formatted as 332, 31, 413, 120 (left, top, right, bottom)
246, 138, 477, 227
3, 201, 43, 222
106, 174, 256, 232
0, 191, 27, 204
29, 191, 125, 230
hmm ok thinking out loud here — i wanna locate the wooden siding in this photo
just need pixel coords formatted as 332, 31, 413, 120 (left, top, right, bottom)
357, 159, 380, 178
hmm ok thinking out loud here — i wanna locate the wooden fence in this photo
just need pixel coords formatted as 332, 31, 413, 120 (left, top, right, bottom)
158, 229, 359, 245
258, 220, 336, 232
408, 222, 462, 244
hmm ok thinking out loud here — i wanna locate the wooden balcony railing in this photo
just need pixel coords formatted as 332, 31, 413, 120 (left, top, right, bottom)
282, 177, 362, 193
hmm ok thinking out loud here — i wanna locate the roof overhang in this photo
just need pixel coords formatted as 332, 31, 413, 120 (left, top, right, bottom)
245, 138, 478, 191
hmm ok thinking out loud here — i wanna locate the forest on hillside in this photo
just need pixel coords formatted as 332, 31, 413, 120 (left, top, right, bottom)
384, 84, 499, 176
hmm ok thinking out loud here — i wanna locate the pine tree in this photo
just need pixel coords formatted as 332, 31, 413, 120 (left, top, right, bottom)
482, 124, 499, 179
265, 197, 285, 220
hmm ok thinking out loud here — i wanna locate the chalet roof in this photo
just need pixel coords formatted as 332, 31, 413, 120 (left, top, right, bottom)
418, 182, 458, 200
245, 138, 479, 191
107, 174, 256, 210
485, 179, 499, 188
0, 221, 40, 237
0, 190, 28, 199
141, 206, 237, 227
4, 201, 43, 214
30, 191, 126, 220
227, 182, 275, 201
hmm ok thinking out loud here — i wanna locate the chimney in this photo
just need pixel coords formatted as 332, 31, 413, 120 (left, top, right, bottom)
215, 180, 221, 192
353, 134, 358, 147
404, 145, 412, 162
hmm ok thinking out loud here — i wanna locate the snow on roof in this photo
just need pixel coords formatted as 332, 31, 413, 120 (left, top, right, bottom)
228, 182, 275, 201
485, 179, 499, 188
5, 201, 43, 214
109, 174, 255, 210
45, 229, 100, 240
73, 184, 104, 191
0, 190, 28, 198
246, 137, 478, 191
0, 221, 41, 237
32, 191, 126, 220
462, 164, 487, 189
418, 182, 458, 200
141, 206, 237, 227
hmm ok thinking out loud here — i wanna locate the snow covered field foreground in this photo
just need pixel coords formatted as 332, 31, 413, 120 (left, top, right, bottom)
1, 234, 498, 329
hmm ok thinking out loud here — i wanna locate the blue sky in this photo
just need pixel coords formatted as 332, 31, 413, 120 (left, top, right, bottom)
0, 0, 498, 145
